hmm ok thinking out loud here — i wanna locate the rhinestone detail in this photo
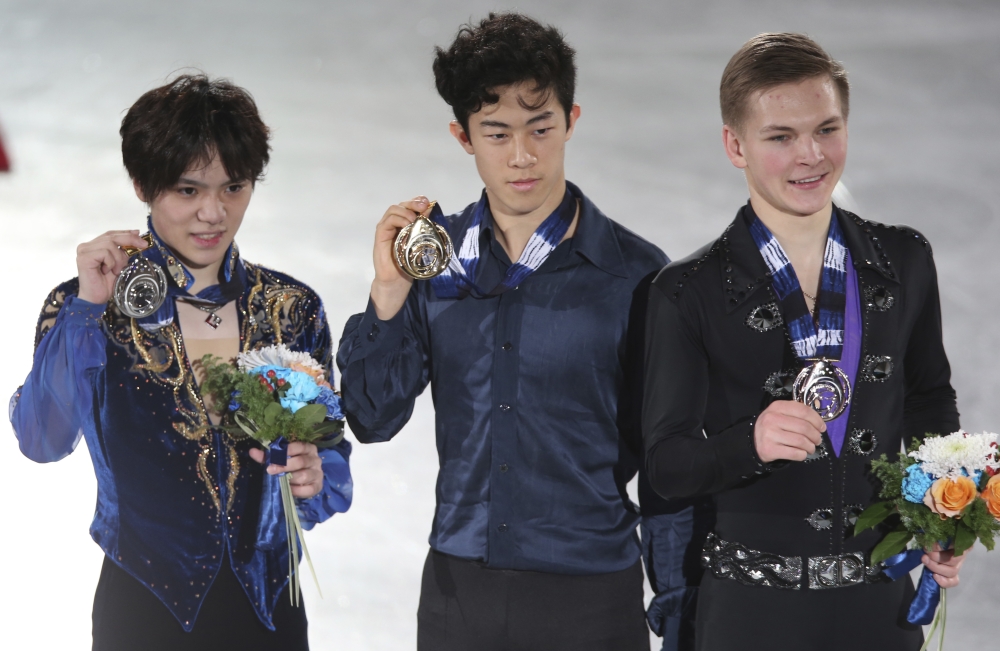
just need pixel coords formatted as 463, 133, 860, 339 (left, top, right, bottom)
804, 440, 829, 463
746, 302, 783, 332
861, 356, 893, 382
847, 429, 878, 456
701, 533, 802, 590
763, 370, 796, 397
806, 508, 835, 530
864, 286, 894, 311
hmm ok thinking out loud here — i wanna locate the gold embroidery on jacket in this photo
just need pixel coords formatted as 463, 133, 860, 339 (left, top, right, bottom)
38, 263, 322, 517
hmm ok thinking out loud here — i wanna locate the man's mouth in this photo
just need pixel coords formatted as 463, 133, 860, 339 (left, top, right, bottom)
790, 174, 825, 186
509, 178, 540, 191
192, 232, 224, 246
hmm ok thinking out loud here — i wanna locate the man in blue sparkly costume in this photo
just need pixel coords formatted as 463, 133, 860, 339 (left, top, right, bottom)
12, 74, 352, 650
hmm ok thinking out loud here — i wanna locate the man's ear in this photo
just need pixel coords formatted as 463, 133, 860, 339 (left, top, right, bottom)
722, 125, 748, 170
449, 121, 475, 155
132, 179, 147, 204
564, 104, 582, 141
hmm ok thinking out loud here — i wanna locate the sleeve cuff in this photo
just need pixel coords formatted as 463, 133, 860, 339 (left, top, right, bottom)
62, 295, 107, 327
353, 297, 406, 360
709, 415, 770, 481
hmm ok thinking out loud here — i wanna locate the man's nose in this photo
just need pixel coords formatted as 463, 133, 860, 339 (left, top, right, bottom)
508, 134, 537, 168
798, 137, 825, 165
197, 193, 226, 223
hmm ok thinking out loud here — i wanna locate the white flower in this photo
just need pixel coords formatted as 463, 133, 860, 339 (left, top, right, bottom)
909, 430, 1000, 479
138, 315, 174, 332
237, 344, 324, 376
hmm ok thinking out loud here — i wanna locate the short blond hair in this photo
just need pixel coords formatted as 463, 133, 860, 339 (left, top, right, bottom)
720, 33, 850, 133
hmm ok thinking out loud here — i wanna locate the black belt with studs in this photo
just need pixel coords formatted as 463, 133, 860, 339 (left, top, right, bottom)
701, 533, 886, 590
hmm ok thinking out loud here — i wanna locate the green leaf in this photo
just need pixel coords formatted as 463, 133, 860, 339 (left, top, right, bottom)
314, 432, 345, 448
264, 402, 284, 425
954, 518, 977, 556
233, 412, 260, 438
854, 501, 896, 536
870, 527, 913, 565
294, 403, 327, 427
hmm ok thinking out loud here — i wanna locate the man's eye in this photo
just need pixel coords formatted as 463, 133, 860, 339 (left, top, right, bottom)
819, 127, 838, 135
228, 184, 245, 193
178, 187, 196, 196
487, 133, 507, 141
769, 135, 788, 142
534, 128, 551, 135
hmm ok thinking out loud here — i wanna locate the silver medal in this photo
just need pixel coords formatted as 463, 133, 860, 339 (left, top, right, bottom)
792, 358, 852, 422
113, 235, 168, 319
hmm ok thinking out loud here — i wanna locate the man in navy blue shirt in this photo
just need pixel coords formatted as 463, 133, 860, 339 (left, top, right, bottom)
338, 12, 702, 651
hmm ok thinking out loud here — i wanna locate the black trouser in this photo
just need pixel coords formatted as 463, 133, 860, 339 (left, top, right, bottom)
696, 572, 923, 651
417, 548, 650, 651
92, 557, 308, 651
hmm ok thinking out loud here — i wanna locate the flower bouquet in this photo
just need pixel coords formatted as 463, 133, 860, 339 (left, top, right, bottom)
201, 344, 345, 606
855, 430, 1000, 649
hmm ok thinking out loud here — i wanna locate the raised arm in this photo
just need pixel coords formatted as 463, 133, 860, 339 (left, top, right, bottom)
335, 198, 433, 443
12, 230, 149, 461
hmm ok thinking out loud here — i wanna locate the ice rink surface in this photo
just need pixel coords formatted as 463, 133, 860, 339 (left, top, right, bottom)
1, 0, 998, 648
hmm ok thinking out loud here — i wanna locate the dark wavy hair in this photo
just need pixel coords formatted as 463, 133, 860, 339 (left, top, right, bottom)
433, 12, 577, 133
120, 74, 271, 202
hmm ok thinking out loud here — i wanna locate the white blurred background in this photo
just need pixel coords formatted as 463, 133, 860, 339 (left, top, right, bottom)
1, 1, 998, 648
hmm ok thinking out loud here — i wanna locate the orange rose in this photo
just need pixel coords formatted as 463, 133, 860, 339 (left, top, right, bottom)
981, 474, 1000, 520
923, 476, 978, 519
290, 362, 331, 388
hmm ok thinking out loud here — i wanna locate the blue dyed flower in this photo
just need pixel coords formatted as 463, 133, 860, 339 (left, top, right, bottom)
902, 464, 935, 503
961, 467, 983, 486
316, 386, 345, 420
250, 365, 322, 413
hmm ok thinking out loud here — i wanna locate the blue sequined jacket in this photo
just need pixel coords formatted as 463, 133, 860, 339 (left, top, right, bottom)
10, 261, 353, 631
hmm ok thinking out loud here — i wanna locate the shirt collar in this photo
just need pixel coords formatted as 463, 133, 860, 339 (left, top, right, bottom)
475, 182, 628, 279
560, 182, 629, 278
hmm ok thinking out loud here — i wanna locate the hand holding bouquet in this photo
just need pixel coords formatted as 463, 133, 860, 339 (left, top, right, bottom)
201, 344, 346, 606
855, 430, 1000, 649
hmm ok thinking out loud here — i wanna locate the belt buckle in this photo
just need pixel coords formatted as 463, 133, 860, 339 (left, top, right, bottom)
807, 552, 866, 589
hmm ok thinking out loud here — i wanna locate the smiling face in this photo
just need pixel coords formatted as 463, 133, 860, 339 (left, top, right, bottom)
450, 83, 580, 221
723, 75, 848, 220
139, 153, 252, 279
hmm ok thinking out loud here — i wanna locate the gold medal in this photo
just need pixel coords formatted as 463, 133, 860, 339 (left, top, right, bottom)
393, 201, 454, 280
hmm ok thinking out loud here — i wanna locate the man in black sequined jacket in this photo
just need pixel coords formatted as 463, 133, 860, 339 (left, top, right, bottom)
642, 33, 965, 650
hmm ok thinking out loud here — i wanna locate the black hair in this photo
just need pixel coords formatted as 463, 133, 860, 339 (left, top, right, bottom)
433, 12, 577, 133
120, 74, 271, 202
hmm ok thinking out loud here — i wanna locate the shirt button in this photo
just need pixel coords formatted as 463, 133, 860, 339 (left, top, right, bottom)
500, 403, 511, 411
502, 342, 512, 351
498, 523, 508, 533
499, 463, 509, 472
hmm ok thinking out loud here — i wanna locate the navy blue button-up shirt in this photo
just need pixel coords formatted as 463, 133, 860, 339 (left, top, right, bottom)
337, 185, 694, 594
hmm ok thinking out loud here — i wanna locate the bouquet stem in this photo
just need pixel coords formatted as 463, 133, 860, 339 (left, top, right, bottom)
919, 588, 946, 651
279, 473, 323, 606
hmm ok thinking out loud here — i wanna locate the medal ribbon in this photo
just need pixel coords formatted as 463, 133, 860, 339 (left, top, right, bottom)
746, 206, 849, 361
429, 184, 578, 299
133, 216, 247, 330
